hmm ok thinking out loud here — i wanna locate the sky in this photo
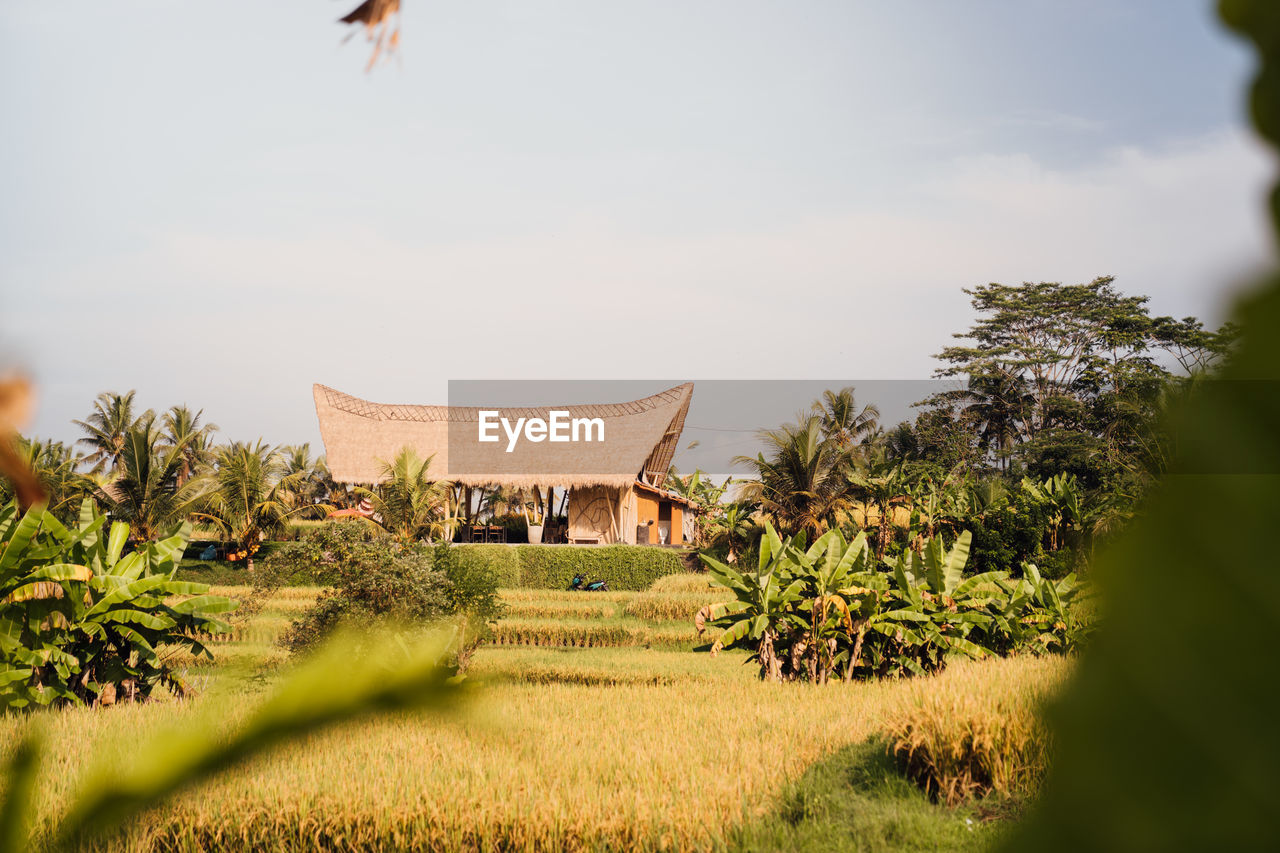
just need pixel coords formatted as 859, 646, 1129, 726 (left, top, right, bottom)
1, 1, 1275, 467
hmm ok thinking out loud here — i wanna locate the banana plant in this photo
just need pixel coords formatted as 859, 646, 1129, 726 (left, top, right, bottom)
0, 498, 234, 711
1022, 473, 1090, 551
1002, 562, 1090, 653
695, 522, 805, 681
697, 522, 1090, 682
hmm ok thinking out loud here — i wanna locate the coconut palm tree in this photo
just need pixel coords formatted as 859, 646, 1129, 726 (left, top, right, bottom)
201, 441, 303, 570
814, 387, 880, 450
0, 436, 90, 521
74, 391, 152, 475
279, 443, 332, 513
357, 447, 451, 542
881, 422, 920, 463
160, 404, 219, 486
734, 415, 854, 537
482, 486, 523, 521
956, 371, 1033, 469
101, 416, 208, 541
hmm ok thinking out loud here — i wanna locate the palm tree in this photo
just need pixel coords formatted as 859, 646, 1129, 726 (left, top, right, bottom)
881, 422, 920, 463
956, 372, 1033, 469
279, 443, 331, 513
201, 441, 302, 570
734, 415, 854, 536
74, 391, 152, 475
482, 486, 523, 521
814, 387, 880, 450
160, 404, 219, 486
1, 436, 90, 520
101, 416, 207, 541
358, 447, 452, 542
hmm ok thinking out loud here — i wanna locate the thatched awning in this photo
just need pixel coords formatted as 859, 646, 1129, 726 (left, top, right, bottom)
313, 383, 692, 489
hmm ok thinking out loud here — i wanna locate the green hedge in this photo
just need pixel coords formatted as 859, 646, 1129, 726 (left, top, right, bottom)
513, 545, 688, 591
451, 544, 522, 588
178, 541, 688, 591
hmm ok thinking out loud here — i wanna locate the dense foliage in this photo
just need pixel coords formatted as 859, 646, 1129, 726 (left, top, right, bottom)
697, 522, 1087, 682
1009, 3, 1280, 849
451, 543, 521, 588
276, 525, 503, 669
513, 543, 687, 590
0, 499, 233, 711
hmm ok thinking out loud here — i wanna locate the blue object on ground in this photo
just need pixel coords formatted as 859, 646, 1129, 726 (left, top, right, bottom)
199, 545, 218, 561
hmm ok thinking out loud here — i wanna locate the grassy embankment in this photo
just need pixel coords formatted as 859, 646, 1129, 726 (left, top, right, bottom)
3, 575, 1068, 852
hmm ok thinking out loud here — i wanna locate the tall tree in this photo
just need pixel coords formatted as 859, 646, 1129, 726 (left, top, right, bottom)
934, 277, 1156, 436
160, 405, 219, 487
951, 371, 1034, 470
74, 391, 152, 475
734, 415, 853, 536
358, 448, 451, 542
1150, 316, 1241, 375
813, 387, 880, 450
102, 415, 207, 541
201, 441, 301, 571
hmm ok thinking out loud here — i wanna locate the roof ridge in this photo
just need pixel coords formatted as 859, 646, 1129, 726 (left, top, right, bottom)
312, 383, 693, 423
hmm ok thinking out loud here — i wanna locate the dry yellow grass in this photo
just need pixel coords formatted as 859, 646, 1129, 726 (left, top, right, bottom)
502, 599, 620, 620
13, 666, 904, 851
646, 572, 719, 593
500, 588, 635, 603
882, 655, 1071, 806
0, 585, 1062, 850
623, 589, 733, 621
491, 617, 700, 649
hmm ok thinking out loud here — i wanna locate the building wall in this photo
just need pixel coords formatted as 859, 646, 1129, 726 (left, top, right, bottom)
620, 486, 637, 544
635, 491, 660, 544
567, 485, 622, 543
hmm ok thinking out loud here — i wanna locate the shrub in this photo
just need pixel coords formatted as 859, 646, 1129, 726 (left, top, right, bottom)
261, 520, 384, 587
277, 535, 504, 672
0, 499, 234, 711
452, 544, 521, 587
1032, 548, 1080, 580
966, 502, 1049, 577
432, 542, 505, 669
278, 541, 449, 654
513, 545, 687, 590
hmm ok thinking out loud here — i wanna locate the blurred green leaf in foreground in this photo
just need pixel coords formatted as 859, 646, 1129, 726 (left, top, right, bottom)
0, 627, 466, 852
1008, 1, 1280, 849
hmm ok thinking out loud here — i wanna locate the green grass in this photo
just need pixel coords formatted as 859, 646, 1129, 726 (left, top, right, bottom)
734, 740, 1005, 852
3, 584, 1061, 851
174, 558, 256, 586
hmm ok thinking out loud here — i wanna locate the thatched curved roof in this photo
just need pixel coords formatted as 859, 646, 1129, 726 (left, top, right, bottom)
313, 383, 692, 489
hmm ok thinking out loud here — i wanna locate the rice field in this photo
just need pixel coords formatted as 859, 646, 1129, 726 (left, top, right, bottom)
2, 575, 1068, 852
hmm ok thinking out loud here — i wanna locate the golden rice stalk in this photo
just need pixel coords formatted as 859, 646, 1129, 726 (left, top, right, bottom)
883, 656, 1070, 806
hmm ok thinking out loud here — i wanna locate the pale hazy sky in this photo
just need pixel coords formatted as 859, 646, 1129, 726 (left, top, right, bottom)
2, 1, 1275, 462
